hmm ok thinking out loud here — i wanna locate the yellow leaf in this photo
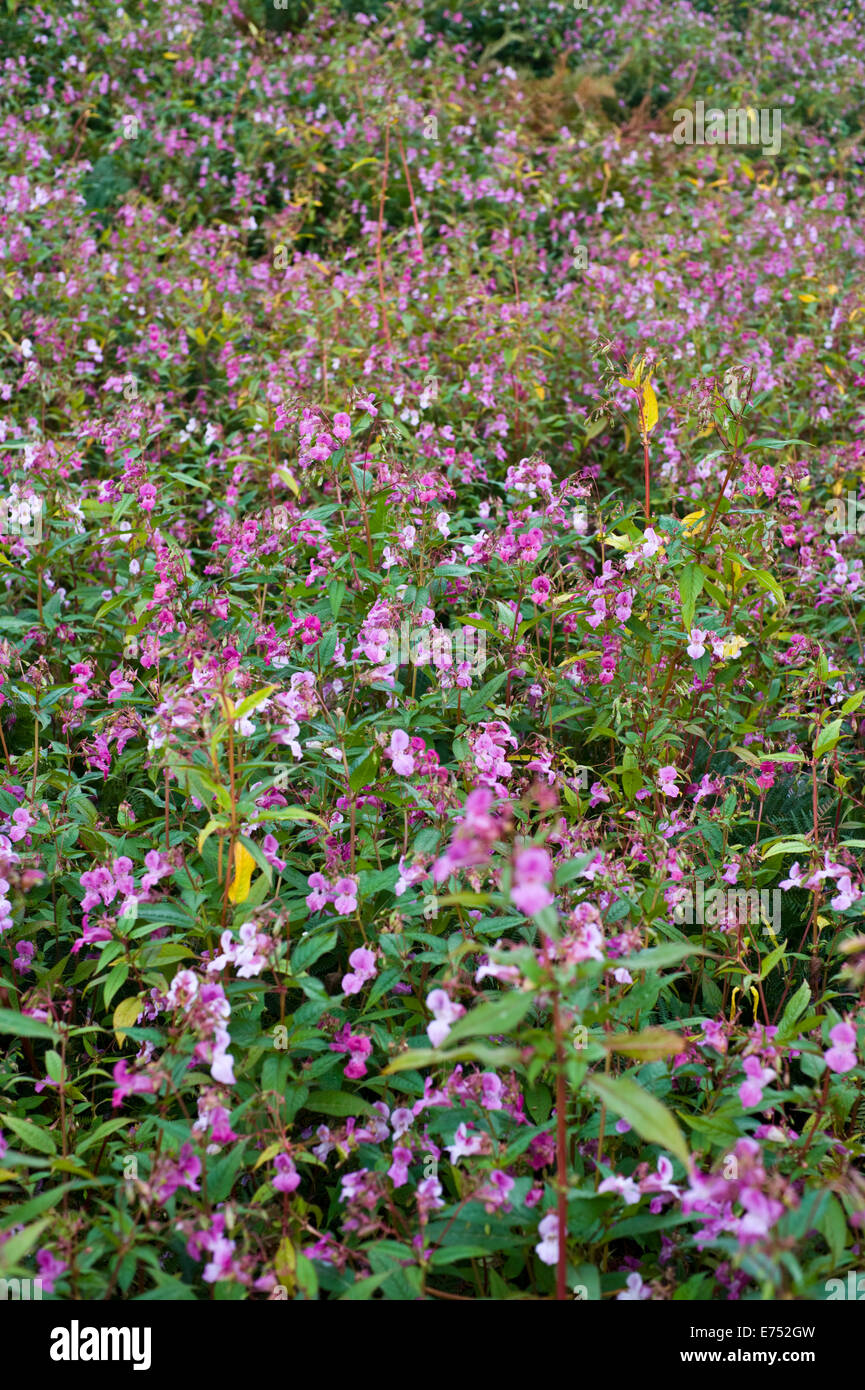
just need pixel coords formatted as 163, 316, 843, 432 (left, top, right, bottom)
113, 995, 143, 1049
798, 293, 817, 303
641, 379, 659, 433
628, 250, 641, 268
721, 634, 748, 659
534, 382, 545, 401
276, 468, 300, 497
682, 508, 705, 536
228, 842, 256, 904
275, 1235, 296, 1291
254, 1141, 284, 1171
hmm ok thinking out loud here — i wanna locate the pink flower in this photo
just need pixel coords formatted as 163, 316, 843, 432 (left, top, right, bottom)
306, 872, 331, 912
824, 1020, 857, 1074
618, 1271, 652, 1300
830, 874, 858, 911
426, 988, 465, 1047
416, 1176, 445, 1213
479, 1072, 504, 1109
273, 1153, 301, 1193
446, 1123, 487, 1162
333, 876, 358, 915
111, 1057, 156, 1109
330, 1023, 373, 1079
36, 1248, 68, 1294
779, 862, 804, 891
388, 728, 416, 776
657, 764, 680, 798
332, 411, 351, 442
342, 946, 377, 996
687, 627, 708, 659
510, 846, 554, 916
531, 575, 551, 605
388, 1146, 412, 1188
738, 1054, 775, 1108
534, 1212, 560, 1266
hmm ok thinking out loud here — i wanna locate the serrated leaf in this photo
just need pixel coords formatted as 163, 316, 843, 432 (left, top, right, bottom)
586, 1074, 689, 1166
0, 1008, 60, 1041
1, 1114, 57, 1156
814, 718, 844, 760
304, 1091, 375, 1118
679, 563, 705, 633
761, 837, 812, 859
443, 991, 534, 1047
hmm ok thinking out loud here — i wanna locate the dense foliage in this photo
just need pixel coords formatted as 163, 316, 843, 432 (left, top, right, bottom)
1, 0, 865, 1302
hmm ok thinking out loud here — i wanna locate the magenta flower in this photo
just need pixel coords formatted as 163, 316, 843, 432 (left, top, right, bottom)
36, 1248, 68, 1294
273, 1154, 301, 1193
531, 575, 551, 605
332, 411, 351, 442
387, 1146, 412, 1188
306, 872, 331, 912
111, 1058, 156, 1109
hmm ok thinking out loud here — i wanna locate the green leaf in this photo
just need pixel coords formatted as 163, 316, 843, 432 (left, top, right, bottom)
349, 748, 379, 793
443, 991, 534, 1046
624, 942, 707, 971
761, 837, 812, 860
586, 1074, 689, 1166
233, 685, 277, 721
291, 930, 337, 975
338, 1271, 393, 1300
0, 1008, 60, 1041
304, 1091, 375, 1118
759, 940, 787, 980
1, 1114, 57, 1156
103, 961, 129, 1011
814, 718, 844, 760
776, 982, 811, 1042
678, 563, 705, 633
0, 1217, 53, 1271
819, 1194, 848, 1265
